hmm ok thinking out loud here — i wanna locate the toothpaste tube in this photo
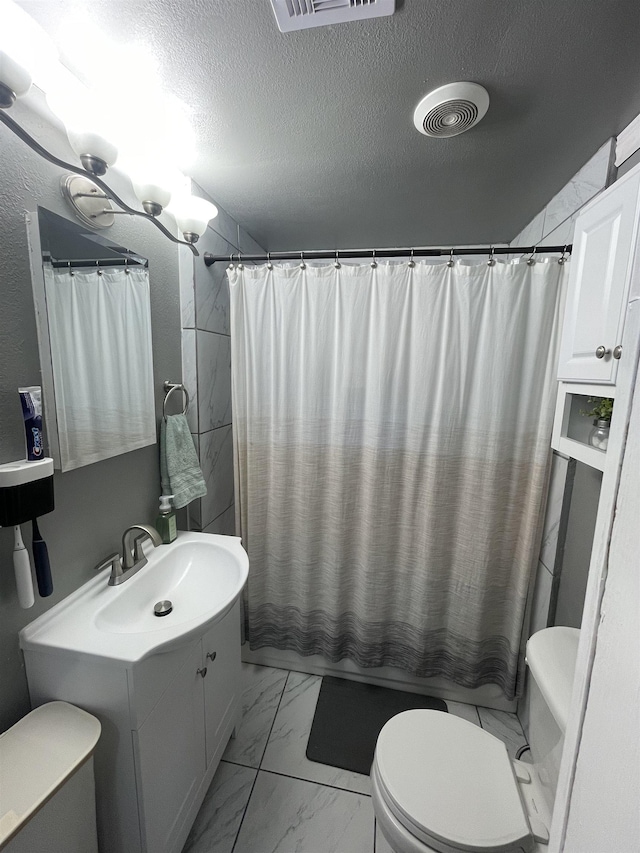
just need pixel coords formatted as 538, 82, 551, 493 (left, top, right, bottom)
18, 386, 44, 461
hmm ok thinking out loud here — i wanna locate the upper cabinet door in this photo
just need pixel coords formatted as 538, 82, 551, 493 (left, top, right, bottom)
558, 168, 640, 383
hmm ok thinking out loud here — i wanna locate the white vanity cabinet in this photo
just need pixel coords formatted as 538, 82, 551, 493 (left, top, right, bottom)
557, 164, 640, 384
22, 600, 242, 853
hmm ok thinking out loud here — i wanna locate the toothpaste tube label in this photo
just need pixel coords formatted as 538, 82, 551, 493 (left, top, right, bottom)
18, 387, 44, 461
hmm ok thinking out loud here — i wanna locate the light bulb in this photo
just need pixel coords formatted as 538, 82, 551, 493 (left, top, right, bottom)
0, 0, 58, 107
0, 51, 31, 107
128, 162, 183, 216
167, 194, 218, 243
47, 68, 118, 175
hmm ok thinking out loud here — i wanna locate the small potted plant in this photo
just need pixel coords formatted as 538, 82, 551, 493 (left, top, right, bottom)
582, 397, 613, 451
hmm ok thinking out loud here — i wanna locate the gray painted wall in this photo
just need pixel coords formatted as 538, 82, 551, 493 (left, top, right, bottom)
0, 102, 183, 731
553, 463, 602, 629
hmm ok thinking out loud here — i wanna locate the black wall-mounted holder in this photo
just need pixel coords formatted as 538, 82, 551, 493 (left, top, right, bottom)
0, 458, 55, 527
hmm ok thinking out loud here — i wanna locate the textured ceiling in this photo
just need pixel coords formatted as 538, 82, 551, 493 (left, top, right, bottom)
19, 0, 640, 251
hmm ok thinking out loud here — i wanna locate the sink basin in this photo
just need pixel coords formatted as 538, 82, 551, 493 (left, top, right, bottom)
20, 532, 249, 662
95, 539, 245, 634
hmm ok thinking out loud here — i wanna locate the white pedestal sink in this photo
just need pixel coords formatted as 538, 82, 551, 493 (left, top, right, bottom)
20, 532, 249, 853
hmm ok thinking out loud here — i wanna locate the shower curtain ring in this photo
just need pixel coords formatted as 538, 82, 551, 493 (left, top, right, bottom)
371, 249, 377, 268
96, 259, 103, 276
447, 248, 455, 268
300, 251, 306, 270
334, 250, 341, 269
527, 245, 537, 266
487, 246, 496, 267
124, 257, 130, 275
267, 251, 273, 270
67, 260, 74, 276
558, 245, 568, 265
408, 249, 415, 268
238, 252, 244, 270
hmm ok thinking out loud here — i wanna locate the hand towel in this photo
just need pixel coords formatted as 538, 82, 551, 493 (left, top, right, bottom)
160, 414, 207, 508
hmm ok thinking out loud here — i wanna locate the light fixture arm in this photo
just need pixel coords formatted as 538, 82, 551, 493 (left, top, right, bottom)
0, 110, 199, 256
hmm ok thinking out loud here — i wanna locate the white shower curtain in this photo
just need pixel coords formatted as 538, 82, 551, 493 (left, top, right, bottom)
229, 259, 567, 699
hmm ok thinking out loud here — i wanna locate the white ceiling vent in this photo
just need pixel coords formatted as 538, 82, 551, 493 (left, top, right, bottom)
269, 0, 395, 33
413, 82, 490, 138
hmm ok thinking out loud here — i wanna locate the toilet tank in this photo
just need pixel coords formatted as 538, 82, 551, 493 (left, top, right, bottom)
525, 626, 580, 814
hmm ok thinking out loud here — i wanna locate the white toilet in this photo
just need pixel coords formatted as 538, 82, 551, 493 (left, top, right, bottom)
371, 627, 580, 853
0, 701, 101, 853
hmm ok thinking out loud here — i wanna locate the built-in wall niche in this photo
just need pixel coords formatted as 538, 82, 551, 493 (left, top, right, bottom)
551, 382, 616, 472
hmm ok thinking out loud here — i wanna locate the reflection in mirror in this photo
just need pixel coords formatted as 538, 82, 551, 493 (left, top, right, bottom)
31, 208, 156, 472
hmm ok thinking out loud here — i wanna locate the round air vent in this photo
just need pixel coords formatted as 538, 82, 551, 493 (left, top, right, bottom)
413, 82, 490, 138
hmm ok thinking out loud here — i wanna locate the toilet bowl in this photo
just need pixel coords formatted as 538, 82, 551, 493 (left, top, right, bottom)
371, 627, 580, 853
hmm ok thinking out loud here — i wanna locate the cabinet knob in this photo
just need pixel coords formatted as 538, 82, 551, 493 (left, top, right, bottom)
613, 345, 623, 360
197, 667, 208, 678
595, 346, 611, 359
206, 651, 217, 661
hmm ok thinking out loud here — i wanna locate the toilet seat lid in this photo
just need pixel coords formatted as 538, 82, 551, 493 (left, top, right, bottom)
374, 710, 532, 853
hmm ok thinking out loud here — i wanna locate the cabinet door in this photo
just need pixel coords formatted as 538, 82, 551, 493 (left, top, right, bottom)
202, 601, 241, 766
133, 642, 206, 853
557, 170, 640, 383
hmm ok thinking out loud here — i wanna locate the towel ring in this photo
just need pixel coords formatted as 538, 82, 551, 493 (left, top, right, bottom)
163, 381, 190, 420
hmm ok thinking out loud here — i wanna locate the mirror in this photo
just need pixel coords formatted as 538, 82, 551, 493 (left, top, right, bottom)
29, 208, 156, 472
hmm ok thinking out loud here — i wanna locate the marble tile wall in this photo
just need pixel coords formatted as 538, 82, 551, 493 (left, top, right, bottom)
180, 182, 265, 534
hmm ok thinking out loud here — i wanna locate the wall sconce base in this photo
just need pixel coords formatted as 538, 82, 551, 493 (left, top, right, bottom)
61, 174, 115, 229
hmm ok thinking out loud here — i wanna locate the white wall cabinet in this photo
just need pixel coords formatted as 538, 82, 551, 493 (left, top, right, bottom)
557, 166, 640, 384
22, 601, 242, 853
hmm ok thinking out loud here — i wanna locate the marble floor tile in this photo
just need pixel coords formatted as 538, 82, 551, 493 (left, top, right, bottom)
234, 771, 374, 853
477, 707, 528, 759
375, 820, 395, 853
181, 761, 256, 853
261, 671, 371, 795
446, 700, 481, 726
222, 664, 288, 768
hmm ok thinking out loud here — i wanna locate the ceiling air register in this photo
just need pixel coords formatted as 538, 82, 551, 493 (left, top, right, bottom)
413, 82, 490, 137
270, 0, 395, 32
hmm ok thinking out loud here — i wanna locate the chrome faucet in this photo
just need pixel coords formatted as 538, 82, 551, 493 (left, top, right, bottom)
94, 524, 163, 586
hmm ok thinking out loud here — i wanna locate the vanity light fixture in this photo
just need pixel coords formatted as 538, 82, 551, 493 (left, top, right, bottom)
130, 162, 184, 217
0, 107, 200, 254
0, 1, 216, 254
166, 194, 219, 244
0, 50, 32, 108
0, 0, 58, 107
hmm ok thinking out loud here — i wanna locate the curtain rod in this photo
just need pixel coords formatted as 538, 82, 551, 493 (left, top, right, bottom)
47, 257, 148, 269
203, 244, 572, 266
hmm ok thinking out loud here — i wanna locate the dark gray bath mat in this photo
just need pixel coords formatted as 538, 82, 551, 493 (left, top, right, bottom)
306, 676, 447, 775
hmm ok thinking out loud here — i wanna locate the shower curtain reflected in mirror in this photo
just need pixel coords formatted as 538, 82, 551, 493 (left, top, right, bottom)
229, 259, 567, 700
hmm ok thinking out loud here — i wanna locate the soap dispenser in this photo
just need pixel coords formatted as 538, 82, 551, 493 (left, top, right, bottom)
155, 494, 177, 544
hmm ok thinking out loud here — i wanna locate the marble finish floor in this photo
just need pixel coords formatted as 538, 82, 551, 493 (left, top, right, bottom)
182, 663, 528, 853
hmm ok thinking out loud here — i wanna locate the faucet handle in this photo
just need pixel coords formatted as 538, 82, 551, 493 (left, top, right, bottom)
94, 552, 122, 579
